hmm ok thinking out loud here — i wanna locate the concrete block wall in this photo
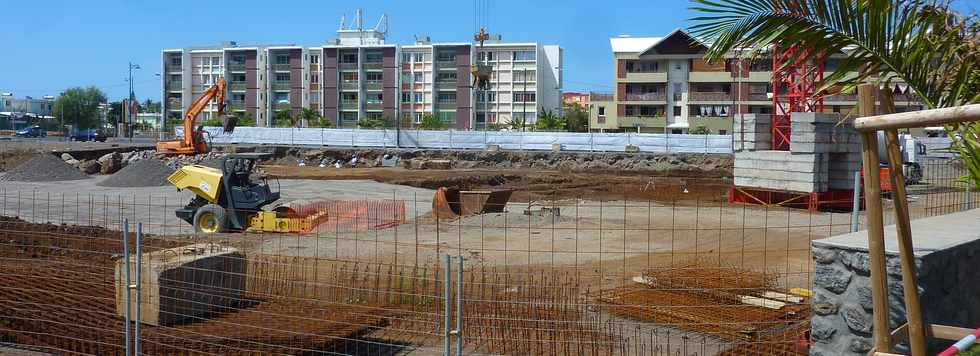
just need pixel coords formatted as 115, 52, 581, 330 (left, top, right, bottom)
790, 113, 862, 154
810, 209, 980, 355
734, 150, 829, 192
733, 114, 771, 151
829, 152, 864, 190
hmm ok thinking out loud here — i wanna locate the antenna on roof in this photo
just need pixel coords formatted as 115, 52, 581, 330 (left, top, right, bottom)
339, 15, 345, 30
374, 13, 389, 35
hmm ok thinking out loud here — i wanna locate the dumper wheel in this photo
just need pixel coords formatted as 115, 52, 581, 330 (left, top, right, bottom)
193, 204, 227, 234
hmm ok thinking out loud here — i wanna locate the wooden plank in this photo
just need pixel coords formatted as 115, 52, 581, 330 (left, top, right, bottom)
854, 104, 980, 132
931, 324, 976, 341
890, 322, 909, 344
884, 129, 927, 356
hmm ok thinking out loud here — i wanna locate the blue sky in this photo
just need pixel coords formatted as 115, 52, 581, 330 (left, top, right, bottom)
1, 0, 976, 102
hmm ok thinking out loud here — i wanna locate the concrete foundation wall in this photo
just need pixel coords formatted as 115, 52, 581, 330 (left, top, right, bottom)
810, 209, 980, 355
115, 244, 246, 326
733, 114, 771, 151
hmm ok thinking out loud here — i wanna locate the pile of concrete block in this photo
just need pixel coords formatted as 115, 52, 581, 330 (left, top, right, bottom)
733, 114, 771, 151
790, 113, 862, 154
115, 243, 246, 326
733, 112, 863, 193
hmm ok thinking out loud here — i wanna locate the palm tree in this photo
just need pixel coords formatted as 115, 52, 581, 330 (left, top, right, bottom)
690, 0, 979, 183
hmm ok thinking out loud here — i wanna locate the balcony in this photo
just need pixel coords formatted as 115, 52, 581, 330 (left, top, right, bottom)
271, 82, 291, 91
624, 93, 666, 102
340, 82, 359, 91
227, 99, 246, 108
339, 62, 358, 70
340, 99, 359, 106
272, 63, 291, 72
623, 72, 668, 83
689, 72, 734, 82
618, 116, 667, 128
228, 82, 247, 91
166, 81, 183, 91
747, 93, 770, 102
363, 62, 383, 70
590, 93, 614, 101
365, 101, 384, 110
167, 98, 182, 108
227, 63, 246, 72
165, 64, 182, 72
689, 92, 732, 102
436, 60, 457, 68
364, 81, 382, 91
274, 103, 291, 111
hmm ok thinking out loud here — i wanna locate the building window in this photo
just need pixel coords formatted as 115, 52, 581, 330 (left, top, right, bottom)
341, 92, 358, 103
365, 72, 383, 83
212, 57, 222, 65
513, 50, 536, 61
414, 53, 424, 62
436, 72, 457, 83
438, 92, 456, 104
598, 106, 606, 116
275, 55, 289, 65
671, 129, 683, 134
170, 57, 181, 66
513, 70, 536, 82
414, 93, 424, 102
310, 92, 320, 103
626, 60, 660, 73
310, 54, 319, 64
366, 93, 383, 104
402, 53, 411, 62
413, 113, 423, 123
718, 129, 727, 135
275, 73, 290, 82
365, 52, 383, 63
340, 52, 357, 63
673, 106, 682, 116
342, 72, 358, 82
513, 92, 536, 103
274, 92, 289, 104
402, 92, 412, 102
413, 72, 424, 82
438, 111, 456, 123
437, 51, 456, 62
310, 73, 319, 84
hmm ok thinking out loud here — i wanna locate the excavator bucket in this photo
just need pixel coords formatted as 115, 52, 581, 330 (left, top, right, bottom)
432, 187, 512, 219
471, 64, 492, 91
221, 115, 239, 134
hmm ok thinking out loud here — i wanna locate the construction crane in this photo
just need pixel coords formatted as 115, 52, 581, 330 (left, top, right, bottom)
156, 77, 237, 156
471, 0, 491, 90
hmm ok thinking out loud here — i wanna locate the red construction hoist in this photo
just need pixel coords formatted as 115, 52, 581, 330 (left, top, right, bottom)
729, 35, 860, 212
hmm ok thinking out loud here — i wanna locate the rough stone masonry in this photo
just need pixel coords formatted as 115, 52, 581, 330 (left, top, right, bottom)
810, 209, 980, 355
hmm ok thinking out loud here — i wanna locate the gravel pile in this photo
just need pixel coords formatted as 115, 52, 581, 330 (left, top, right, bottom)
97, 159, 176, 187
0, 154, 89, 182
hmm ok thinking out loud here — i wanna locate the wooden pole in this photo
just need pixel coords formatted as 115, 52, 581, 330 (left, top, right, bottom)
858, 83, 893, 353
884, 129, 927, 355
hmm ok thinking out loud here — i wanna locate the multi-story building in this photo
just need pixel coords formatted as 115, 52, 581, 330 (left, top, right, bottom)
592, 28, 922, 134
562, 92, 589, 108
162, 17, 562, 130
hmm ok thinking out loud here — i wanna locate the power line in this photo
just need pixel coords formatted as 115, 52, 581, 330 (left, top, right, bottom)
3, 78, 159, 96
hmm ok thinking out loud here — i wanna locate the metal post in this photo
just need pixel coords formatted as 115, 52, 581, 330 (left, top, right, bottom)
443, 254, 451, 356
967, 184, 973, 210
122, 219, 132, 356
134, 222, 143, 355
455, 255, 463, 355
851, 170, 862, 232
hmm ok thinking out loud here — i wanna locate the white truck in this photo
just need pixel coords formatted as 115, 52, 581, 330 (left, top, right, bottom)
877, 132, 927, 185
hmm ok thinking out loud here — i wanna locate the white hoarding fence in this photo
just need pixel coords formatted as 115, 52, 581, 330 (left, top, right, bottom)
177, 127, 734, 154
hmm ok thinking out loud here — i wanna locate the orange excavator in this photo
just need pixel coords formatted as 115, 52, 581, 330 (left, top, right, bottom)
156, 77, 237, 156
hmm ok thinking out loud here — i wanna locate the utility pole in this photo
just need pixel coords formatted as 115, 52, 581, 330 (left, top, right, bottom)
126, 62, 141, 139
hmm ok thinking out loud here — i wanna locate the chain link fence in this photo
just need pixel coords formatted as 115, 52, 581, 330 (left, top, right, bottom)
0, 158, 972, 355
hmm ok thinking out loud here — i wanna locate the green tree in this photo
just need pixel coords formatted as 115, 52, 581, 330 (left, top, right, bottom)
690, 0, 980, 184
417, 113, 447, 130
53, 86, 108, 131
300, 107, 332, 128
564, 103, 590, 132
357, 116, 390, 129
273, 109, 296, 127
535, 109, 566, 131
166, 112, 183, 129
141, 99, 161, 113
689, 125, 712, 135
236, 111, 256, 127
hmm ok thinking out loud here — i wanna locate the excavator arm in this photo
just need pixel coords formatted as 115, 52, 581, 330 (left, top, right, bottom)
157, 77, 233, 156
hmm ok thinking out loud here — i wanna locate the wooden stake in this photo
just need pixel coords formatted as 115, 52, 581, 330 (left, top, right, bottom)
884, 129, 927, 356
858, 83, 893, 353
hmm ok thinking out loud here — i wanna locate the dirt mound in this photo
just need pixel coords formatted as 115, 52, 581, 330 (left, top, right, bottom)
0, 154, 88, 182
97, 159, 175, 187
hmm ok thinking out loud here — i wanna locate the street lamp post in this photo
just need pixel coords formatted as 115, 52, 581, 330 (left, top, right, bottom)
125, 62, 141, 139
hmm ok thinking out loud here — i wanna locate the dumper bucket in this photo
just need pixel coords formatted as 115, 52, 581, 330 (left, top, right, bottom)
222, 115, 239, 134
433, 187, 512, 219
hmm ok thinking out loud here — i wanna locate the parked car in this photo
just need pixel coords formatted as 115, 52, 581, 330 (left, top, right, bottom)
69, 129, 107, 142
14, 125, 46, 138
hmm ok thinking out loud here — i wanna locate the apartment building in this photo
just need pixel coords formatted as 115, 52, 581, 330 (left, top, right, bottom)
163, 19, 562, 130
562, 92, 589, 108
591, 28, 923, 134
